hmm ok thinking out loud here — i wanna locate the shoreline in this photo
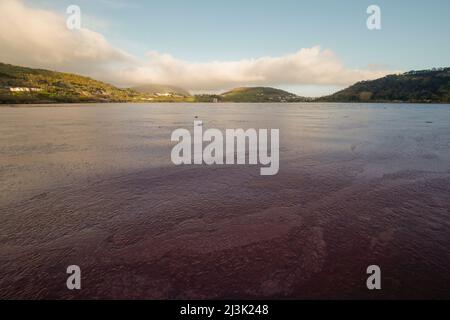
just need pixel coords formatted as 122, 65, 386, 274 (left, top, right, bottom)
2, 101, 450, 108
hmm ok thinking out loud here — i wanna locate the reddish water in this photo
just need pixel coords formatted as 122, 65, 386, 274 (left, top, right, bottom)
1, 103, 449, 299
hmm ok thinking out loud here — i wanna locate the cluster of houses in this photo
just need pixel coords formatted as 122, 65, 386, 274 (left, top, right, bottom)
8, 87, 42, 92
138, 92, 185, 101
155, 92, 172, 97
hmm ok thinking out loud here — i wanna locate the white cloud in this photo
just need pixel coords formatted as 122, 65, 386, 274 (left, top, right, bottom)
0, 0, 396, 95
0, 0, 135, 77
118, 48, 394, 92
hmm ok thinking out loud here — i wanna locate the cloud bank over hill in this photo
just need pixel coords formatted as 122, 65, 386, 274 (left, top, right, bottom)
0, 0, 135, 76
120, 48, 393, 91
0, 0, 396, 94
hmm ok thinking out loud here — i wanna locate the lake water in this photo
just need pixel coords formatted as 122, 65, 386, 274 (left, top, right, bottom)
1, 103, 450, 299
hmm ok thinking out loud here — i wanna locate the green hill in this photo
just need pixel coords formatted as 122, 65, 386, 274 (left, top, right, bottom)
319, 68, 450, 103
198, 87, 306, 103
222, 87, 305, 102
132, 84, 190, 97
0, 63, 149, 103
2, 62, 449, 104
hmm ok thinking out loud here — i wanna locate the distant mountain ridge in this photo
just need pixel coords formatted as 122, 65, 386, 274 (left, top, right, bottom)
195, 87, 309, 103
221, 87, 307, 102
319, 68, 450, 103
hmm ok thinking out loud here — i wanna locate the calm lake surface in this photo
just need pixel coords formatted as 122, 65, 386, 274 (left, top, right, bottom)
1, 103, 450, 299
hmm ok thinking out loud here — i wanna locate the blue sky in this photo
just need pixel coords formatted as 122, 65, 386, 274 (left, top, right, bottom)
8, 0, 450, 95
27, 0, 450, 69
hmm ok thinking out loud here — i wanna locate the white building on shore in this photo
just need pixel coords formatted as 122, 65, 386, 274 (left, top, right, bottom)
9, 87, 42, 92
